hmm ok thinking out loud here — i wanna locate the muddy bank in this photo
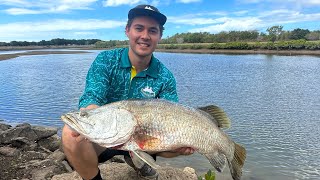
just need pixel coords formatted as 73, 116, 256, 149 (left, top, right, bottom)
0, 50, 91, 61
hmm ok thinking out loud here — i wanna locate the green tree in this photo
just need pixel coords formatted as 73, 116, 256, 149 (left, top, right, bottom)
267, 25, 283, 42
289, 28, 310, 40
306, 31, 320, 41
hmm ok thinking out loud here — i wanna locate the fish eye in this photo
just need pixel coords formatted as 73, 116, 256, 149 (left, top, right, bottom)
80, 110, 88, 117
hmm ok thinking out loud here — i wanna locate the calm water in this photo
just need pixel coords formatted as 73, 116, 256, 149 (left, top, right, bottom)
0, 50, 319, 180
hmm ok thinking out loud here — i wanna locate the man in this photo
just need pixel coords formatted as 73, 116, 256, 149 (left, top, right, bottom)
62, 4, 194, 180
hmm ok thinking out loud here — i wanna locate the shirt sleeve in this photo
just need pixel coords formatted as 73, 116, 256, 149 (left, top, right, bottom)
158, 74, 179, 102
78, 52, 110, 109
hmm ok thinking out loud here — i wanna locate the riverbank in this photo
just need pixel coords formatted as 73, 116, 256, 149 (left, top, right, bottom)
0, 50, 90, 61
156, 48, 320, 56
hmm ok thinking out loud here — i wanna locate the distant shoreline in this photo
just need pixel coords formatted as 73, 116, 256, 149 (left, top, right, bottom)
0, 50, 90, 61
156, 49, 320, 56
1, 46, 320, 61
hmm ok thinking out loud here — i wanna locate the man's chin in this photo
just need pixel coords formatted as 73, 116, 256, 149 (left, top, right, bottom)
135, 49, 153, 57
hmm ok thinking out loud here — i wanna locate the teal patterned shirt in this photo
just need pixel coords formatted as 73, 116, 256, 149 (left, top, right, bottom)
78, 47, 178, 109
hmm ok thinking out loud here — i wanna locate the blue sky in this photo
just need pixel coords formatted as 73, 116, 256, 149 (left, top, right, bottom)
0, 0, 319, 42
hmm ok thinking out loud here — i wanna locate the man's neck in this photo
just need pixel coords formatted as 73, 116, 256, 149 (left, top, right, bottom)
128, 49, 152, 73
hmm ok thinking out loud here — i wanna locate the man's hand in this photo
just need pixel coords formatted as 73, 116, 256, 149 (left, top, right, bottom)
66, 104, 100, 143
64, 125, 87, 143
156, 147, 195, 158
173, 147, 195, 155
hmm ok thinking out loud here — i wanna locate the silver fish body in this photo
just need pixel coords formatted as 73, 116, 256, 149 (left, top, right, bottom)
61, 99, 246, 180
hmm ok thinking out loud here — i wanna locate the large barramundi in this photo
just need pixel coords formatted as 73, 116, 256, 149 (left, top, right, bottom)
61, 99, 246, 180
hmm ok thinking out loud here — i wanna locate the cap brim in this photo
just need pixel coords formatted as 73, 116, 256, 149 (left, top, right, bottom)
128, 9, 167, 26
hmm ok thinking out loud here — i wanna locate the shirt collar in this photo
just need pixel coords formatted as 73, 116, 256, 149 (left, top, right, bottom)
120, 47, 159, 78
120, 47, 131, 68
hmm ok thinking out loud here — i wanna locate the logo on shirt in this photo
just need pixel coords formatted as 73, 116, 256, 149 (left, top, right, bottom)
141, 86, 155, 98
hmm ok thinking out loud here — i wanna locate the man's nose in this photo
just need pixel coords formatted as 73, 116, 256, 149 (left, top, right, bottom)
141, 30, 150, 39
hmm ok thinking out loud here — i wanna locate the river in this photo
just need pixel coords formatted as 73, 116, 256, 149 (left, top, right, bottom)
0, 50, 319, 179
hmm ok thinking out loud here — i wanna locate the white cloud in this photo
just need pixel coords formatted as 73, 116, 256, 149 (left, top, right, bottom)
74, 31, 97, 35
169, 16, 228, 25
0, 19, 125, 41
167, 4, 320, 33
0, 19, 124, 32
176, 0, 201, 3
252, 8, 320, 26
0, 0, 98, 15
103, 0, 144, 7
189, 17, 263, 33
4, 8, 41, 15
0, 0, 33, 7
239, 0, 320, 6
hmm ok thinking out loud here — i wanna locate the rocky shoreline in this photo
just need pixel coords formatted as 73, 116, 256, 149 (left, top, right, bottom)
0, 122, 198, 180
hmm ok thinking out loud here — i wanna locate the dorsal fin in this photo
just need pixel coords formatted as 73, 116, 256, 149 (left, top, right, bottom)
198, 105, 231, 129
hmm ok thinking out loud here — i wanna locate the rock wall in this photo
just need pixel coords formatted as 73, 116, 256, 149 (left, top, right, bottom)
0, 123, 198, 180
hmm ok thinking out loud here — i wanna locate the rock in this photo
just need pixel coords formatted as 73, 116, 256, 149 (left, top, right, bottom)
52, 163, 198, 180
51, 171, 81, 180
0, 146, 20, 157
16, 123, 31, 128
22, 150, 47, 160
37, 134, 61, 152
61, 160, 73, 172
0, 123, 67, 180
47, 149, 65, 163
18, 159, 54, 169
32, 126, 58, 140
0, 123, 38, 144
183, 167, 198, 179
0, 123, 58, 145
0, 122, 199, 180
31, 165, 56, 180
0, 123, 11, 131
10, 137, 35, 148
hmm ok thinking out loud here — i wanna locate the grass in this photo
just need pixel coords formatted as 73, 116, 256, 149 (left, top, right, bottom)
198, 169, 215, 180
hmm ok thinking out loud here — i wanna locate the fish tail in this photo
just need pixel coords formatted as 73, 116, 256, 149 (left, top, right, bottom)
229, 143, 246, 180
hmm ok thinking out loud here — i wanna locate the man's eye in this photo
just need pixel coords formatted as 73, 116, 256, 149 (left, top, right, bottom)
150, 29, 158, 34
135, 27, 143, 31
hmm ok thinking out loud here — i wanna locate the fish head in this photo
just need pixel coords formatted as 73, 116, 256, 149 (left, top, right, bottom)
61, 106, 137, 148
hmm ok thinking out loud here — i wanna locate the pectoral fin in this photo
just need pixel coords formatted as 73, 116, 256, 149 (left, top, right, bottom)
205, 152, 227, 173
131, 150, 160, 170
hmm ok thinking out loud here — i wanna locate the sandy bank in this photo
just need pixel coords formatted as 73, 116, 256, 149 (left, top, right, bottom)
0, 50, 90, 61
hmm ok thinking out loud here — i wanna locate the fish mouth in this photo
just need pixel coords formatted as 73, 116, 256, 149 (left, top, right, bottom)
61, 113, 87, 134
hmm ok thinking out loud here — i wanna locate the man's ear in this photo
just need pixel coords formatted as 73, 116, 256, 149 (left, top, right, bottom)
125, 26, 129, 37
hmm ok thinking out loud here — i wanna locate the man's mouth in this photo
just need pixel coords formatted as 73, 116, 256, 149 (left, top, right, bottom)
137, 42, 150, 47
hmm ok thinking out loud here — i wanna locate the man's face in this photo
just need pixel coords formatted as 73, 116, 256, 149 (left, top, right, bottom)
126, 16, 161, 59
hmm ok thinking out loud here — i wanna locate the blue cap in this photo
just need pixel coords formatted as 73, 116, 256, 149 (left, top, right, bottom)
128, 4, 167, 26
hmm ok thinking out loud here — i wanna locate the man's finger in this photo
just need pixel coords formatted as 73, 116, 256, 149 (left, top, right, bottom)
71, 131, 80, 137
75, 135, 87, 143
